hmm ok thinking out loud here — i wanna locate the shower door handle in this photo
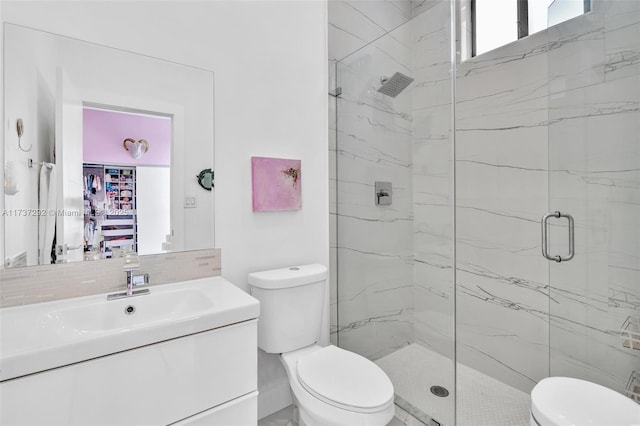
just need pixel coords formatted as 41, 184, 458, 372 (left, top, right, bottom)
541, 211, 575, 262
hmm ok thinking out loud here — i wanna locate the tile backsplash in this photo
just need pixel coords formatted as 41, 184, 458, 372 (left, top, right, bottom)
0, 249, 221, 308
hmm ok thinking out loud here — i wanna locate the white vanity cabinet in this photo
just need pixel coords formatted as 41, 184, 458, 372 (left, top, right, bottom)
0, 277, 260, 426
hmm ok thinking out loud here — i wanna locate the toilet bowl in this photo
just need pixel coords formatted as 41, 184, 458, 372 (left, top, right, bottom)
531, 377, 640, 426
248, 264, 395, 426
280, 344, 395, 426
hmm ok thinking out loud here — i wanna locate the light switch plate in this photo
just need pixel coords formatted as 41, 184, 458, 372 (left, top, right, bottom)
184, 196, 197, 208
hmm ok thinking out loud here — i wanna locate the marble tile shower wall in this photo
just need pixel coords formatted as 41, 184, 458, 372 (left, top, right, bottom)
456, 0, 640, 394
411, 1, 455, 358
0, 249, 221, 308
328, 1, 414, 63
330, 0, 417, 359
546, 0, 640, 397
328, 0, 418, 348
456, 26, 551, 392
330, 1, 638, 397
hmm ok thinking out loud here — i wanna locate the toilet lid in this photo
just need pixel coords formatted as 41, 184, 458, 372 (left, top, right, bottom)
531, 377, 640, 426
296, 345, 394, 413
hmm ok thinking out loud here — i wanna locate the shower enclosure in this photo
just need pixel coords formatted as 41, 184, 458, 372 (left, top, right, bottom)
330, 1, 456, 423
330, 0, 639, 424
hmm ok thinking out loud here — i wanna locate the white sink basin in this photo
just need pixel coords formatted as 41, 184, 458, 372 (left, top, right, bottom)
0, 276, 260, 381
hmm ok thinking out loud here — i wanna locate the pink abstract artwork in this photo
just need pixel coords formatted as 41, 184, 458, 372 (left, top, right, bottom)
251, 156, 302, 212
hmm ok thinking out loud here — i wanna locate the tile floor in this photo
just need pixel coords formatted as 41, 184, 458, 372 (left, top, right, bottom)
259, 343, 531, 426
258, 404, 427, 426
376, 343, 531, 426
258, 405, 294, 426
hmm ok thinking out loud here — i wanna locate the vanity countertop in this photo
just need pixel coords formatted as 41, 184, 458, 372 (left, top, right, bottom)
0, 276, 259, 381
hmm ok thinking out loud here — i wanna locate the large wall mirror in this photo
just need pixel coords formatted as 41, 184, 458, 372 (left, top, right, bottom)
2, 24, 215, 268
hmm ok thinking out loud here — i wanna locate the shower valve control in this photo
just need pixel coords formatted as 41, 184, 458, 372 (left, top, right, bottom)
375, 181, 392, 206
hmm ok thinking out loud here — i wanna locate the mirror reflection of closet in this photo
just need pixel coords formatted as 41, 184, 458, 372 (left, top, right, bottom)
82, 107, 171, 260
2, 24, 215, 269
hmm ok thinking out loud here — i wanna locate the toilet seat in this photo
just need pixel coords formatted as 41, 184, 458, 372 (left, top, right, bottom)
296, 345, 394, 413
280, 344, 395, 426
531, 377, 640, 426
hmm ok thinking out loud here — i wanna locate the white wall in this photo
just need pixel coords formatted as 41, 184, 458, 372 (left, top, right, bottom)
1, 0, 328, 418
136, 166, 171, 255
2, 29, 55, 266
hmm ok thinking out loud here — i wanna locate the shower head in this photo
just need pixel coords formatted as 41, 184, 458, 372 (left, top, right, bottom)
376, 72, 414, 98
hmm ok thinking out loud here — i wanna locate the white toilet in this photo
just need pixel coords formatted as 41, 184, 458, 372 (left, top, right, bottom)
249, 264, 395, 426
530, 377, 640, 426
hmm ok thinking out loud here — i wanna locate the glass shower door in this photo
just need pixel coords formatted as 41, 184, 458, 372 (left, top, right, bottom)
333, 1, 456, 424
546, 0, 640, 401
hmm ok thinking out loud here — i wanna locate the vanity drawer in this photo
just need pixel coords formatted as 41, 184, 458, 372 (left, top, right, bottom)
0, 320, 258, 425
173, 391, 258, 425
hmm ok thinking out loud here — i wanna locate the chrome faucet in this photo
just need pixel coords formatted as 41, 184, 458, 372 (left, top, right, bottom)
127, 270, 150, 295
126, 270, 137, 296
108, 270, 150, 301
107, 254, 151, 301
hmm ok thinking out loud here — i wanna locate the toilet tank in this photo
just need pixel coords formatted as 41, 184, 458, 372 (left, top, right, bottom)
248, 264, 327, 354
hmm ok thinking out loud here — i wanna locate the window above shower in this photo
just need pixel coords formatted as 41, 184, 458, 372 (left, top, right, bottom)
462, 0, 592, 58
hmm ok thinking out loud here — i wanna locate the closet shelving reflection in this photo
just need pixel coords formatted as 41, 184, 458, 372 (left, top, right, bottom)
83, 164, 137, 258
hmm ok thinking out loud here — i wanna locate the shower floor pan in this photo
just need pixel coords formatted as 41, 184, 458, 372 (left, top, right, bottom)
375, 343, 530, 426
